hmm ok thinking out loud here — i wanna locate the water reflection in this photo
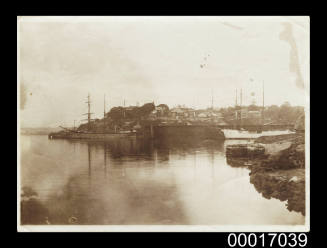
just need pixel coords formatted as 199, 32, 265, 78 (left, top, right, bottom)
20, 135, 305, 225
88, 143, 91, 179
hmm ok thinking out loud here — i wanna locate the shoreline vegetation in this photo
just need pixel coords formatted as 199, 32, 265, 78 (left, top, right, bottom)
22, 101, 304, 135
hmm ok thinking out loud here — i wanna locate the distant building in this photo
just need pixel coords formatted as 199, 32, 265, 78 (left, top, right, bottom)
241, 109, 248, 119
170, 107, 191, 119
236, 109, 261, 120
196, 110, 224, 123
247, 110, 261, 119
198, 112, 208, 118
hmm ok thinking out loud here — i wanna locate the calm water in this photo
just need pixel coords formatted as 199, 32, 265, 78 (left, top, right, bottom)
20, 135, 304, 225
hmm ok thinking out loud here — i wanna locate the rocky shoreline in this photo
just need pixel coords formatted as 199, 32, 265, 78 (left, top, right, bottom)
226, 132, 305, 215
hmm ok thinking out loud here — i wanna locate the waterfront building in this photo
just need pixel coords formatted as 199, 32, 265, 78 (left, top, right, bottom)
247, 110, 261, 119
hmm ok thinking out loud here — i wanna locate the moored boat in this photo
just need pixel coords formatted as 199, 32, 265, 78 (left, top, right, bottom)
48, 94, 139, 140
221, 129, 295, 140
48, 130, 137, 140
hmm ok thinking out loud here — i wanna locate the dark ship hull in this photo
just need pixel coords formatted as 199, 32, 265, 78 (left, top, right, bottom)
48, 131, 137, 140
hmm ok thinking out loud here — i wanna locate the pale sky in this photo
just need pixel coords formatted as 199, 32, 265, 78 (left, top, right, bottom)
18, 16, 309, 128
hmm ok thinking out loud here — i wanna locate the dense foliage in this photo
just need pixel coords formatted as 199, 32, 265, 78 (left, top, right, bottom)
107, 103, 155, 120
76, 101, 304, 132
220, 102, 304, 125
264, 102, 304, 124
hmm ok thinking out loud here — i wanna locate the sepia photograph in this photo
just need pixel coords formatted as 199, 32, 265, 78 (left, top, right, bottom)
17, 16, 310, 232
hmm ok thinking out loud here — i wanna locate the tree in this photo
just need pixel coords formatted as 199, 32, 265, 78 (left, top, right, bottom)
157, 104, 169, 116
279, 102, 292, 123
265, 105, 280, 121
137, 103, 155, 117
248, 104, 260, 111
157, 104, 169, 111
294, 114, 305, 131
108, 107, 124, 120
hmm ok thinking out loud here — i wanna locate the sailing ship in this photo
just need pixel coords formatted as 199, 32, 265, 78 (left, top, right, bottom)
221, 81, 295, 139
48, 94, 137, 140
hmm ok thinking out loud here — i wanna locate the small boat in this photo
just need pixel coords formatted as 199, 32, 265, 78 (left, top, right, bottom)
221, 129, 295, 140
224, 83, 295, 139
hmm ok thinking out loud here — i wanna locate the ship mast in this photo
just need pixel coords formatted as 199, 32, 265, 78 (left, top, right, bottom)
262, 81, 265, 126
211, 89, 214, 110
240, 88, 243, 128
211, 89, 214, 124
103, 94, 106, 132
87, 94, 91, 130
234, 89, 238, 128
83, 93, 93, 131
123, 99, 126, 118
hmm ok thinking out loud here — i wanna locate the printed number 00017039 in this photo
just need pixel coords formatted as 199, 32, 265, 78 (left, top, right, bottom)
227, 233, 308, 247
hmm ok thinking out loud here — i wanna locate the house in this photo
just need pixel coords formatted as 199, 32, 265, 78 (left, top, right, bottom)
247, 110, 261, 119
198, 112, 208, 118
170, 107, 188, 119
196, 110, 223, 121
241, 109, 248, 119
185, 108, 196, 119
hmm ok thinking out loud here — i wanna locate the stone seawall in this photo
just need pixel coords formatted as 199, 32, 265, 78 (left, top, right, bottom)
255, 133, 302, 144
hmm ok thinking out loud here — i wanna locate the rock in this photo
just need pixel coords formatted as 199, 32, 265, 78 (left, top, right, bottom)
227, 132, 306, 216
294, 114, 305, 132
226, 157, 250, 167
296, 144, 305, 153
250, 169, 305, 215
255, 133, 298, 144
289, 176, 299, 182
260, 141, 305, 170
226, 144, 265, 158
263, 141, 292, 155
